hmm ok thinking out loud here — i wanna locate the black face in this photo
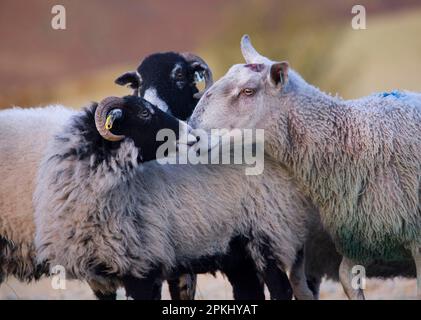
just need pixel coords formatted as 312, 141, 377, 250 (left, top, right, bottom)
139, 52, 201, 120
109, 95, 181, 162
115, 52, 204, 121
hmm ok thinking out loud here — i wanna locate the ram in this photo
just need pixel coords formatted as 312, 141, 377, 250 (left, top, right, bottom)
189, 35, 421, 300
33, 95, 316, 300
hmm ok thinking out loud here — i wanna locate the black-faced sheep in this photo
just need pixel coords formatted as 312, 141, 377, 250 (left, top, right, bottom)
33, 95, 316, 300
189, 35, 421, 299
115, 52, 213, 120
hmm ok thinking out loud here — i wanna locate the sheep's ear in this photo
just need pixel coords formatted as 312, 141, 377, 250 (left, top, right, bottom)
269, 61, 289, 88
115, 71, 141, 90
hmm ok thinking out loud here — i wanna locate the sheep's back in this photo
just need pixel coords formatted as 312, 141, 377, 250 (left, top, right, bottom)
34, 142, 313, 280
0, 106, 74, 243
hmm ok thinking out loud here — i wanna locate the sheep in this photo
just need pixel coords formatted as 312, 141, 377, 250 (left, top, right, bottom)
188, 34, 421, 299
0, 52, 212, 300
33, 95, 316, 300
32, 95, 193, 299
0, 106, 74, 285
115, 52, 213, 120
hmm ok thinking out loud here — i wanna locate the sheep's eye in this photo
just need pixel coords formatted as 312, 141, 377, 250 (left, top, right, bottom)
242, 88, 255, 96
140, 109, 150, 118
176, 72, 184, 80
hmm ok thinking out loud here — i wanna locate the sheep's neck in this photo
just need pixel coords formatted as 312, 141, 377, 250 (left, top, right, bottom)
282, 91, 354, 208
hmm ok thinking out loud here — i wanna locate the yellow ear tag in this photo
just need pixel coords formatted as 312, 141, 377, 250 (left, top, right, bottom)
105, 115, 113, 130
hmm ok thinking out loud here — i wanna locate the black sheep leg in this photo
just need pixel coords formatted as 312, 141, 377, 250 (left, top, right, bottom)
93, 290, 117, 300
122, 273, 163, 300
262, 258, 293, 300
223, 264, 265, 300
168, 274, 197, 300
87, 278, 117, 300
306, 276, 321, 299
220, 235, 266, 300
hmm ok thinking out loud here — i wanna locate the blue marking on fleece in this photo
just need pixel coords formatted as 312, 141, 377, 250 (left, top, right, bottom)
379, 90, 405, 98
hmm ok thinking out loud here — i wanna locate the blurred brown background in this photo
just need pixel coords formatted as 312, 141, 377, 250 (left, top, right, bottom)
1, 0, 421, 109
0, 0, 420, 299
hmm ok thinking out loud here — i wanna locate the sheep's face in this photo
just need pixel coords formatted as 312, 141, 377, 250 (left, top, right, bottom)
141, 54, 199, 120
105, 95, 186, 162
116, 52, 207, 121
189, 62, 289, 133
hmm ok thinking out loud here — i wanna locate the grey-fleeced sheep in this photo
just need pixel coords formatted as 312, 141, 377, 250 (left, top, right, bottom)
189, 35, 421, 299
33, 96, 316, 300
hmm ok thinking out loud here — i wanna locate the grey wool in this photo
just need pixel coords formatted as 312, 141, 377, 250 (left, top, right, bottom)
33, 103, 316, 299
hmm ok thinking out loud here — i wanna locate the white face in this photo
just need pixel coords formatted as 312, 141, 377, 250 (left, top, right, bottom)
189, 62, 288, 132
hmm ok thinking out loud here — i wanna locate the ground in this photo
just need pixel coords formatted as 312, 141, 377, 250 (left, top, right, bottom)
0, 274, 416, 300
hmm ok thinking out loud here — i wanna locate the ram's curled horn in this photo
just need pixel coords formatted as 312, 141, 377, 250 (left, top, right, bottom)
240, 34, 272, 65
181, 52, 213, 99
95, 97, 125, 142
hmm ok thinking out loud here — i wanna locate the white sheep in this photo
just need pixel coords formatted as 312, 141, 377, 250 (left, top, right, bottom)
189, 35, 421, 299
0, 106, 74, 284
